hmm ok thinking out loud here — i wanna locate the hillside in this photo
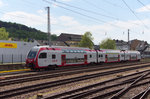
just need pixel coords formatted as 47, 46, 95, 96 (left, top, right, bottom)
0, 20, 57, 40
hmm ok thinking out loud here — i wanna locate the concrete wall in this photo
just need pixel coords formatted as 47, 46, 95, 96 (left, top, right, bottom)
0, 40, 39, 63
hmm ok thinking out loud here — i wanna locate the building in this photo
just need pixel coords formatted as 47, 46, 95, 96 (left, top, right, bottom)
57, 33, 82, 47
135, 40, 148, 51
37, 40, 66, 46
133, 40, 150, 58
113, 39, 128, 50
130, 39, 148, 50
37, 33, 82, 47
142, 45, 150, 58
0, 40, 39, 63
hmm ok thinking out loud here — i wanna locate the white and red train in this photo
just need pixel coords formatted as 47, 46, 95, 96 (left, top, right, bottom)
26, 45, 141, 70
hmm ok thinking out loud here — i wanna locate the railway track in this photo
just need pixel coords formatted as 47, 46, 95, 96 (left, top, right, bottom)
92, 75, 150, 99
0, 62, 150, 87
110, 72, 150, 99
1, 61, 149, 81
131, 87, 150, 99
0, 63, 150, 98
0, 61, 147, 77
39, 70, 150, 99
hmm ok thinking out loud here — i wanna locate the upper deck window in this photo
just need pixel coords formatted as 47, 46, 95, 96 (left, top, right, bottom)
27, 51, 37, 59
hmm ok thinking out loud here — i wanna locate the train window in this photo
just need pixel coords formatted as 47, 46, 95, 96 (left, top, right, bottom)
99, 55, 101, 57
101, 55, 103, 57
62, 50, 67, 53
70, 50, 73, 53
90, 55, 92, 58
39, 53, 47, 59
27, 51, 37, 59
78, 50, 81, 53
121, 55, 124, 57
74, 50, 77, 53
66, 50, 69, 53
52, 54, 56, 59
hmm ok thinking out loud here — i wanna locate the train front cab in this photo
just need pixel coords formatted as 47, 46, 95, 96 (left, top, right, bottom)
26, 49, 38, 70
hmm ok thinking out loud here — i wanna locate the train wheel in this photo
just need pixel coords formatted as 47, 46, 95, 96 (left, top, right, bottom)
31, 67, 35, 71
32, 68, 40, 72
48, 65, 57, 70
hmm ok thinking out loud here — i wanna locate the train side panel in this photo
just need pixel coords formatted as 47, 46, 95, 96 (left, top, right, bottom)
105, 50, 120, 63
34, 47, 95, 68
97, 51, 105, 63
26, 46, 141, 70
87, 50, 97, 64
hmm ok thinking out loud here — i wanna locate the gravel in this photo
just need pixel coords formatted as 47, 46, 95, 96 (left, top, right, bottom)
1, 64, 150, 99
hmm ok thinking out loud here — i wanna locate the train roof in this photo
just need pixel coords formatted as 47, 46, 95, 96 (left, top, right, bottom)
99, 49, 122, 53
32, 45, 94, 52
31, 46, 140, 54
125, 50, 140, 53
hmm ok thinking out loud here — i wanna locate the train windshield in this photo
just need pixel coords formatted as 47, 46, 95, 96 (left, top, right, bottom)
27, 50, 37, 59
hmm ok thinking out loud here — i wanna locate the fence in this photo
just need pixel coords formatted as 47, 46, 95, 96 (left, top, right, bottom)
0, 54, 27, 64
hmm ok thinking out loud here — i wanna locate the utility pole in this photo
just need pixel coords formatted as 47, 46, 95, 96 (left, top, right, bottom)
128, 29, 130, 50
46, 7, 51, 46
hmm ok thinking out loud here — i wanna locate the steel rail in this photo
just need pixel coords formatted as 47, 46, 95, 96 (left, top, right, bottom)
42, 70, 150, 99
92, 80, 150, 99
0, 65, 150, 98
131, 87, 150, 99
1, 61, 146, 79
110, 72, 150, 99
0, 63, 149, 86
57, 74, 150, 99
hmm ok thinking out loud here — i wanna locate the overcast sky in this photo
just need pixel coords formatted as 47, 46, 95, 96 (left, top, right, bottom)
0, 0, 150, 44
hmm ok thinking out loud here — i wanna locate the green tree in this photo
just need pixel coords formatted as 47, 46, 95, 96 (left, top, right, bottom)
100, 38, 116, 49
79, 31, 94, 49
0, 20, 48, 40
0, 27, 9, 40
51, 34, 58, 41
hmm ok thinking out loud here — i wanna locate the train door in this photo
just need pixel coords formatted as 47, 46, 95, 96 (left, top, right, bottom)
84, 55, 87, 64
124, 52, 125, 61
118, 54, 120, 61
61, 55, 66, 66
130, 55, 131, 61
105, 54, 108, 63
38, 52, 48, 67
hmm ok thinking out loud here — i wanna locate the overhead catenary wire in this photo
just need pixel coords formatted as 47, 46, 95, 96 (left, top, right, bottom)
83, 0, 113, 15
122, 0, 149, 30
102, 0, 124, 8
49, 0, 119, 20
19, 0, 147, 35
3, 0, 144, 37
43, 0, 121, 28
43, 0, 146, 36
83, 0, 142, 27
137, 0, 150, 11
